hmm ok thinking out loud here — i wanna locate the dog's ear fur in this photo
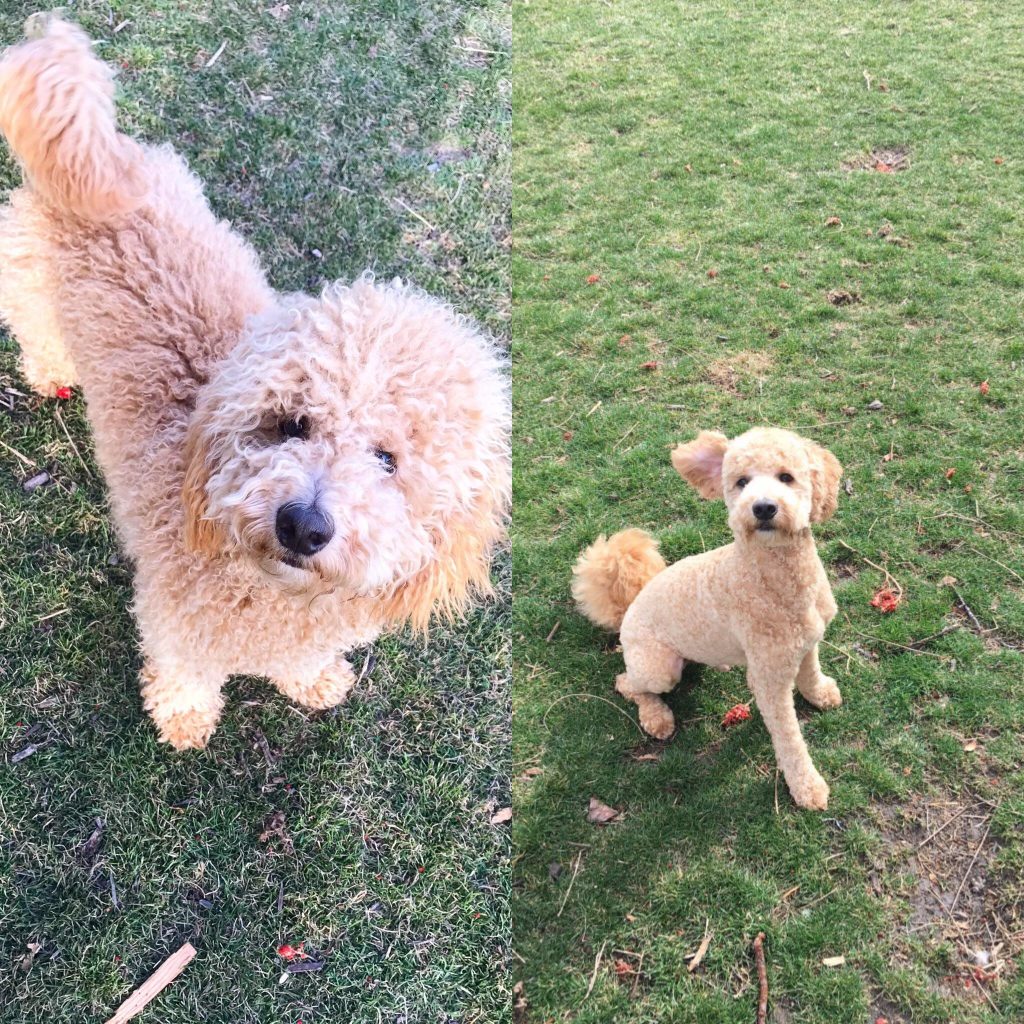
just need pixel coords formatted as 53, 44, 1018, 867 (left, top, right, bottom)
671, 431, 729, 499
805, 440, 842, 522
381, 480, 508, 632
181, 416, 225, 555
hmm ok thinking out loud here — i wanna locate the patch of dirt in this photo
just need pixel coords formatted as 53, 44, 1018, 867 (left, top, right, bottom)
841, 146, 911, 172
704, 351, 774, 394
868, 992, 909, 1024
826, 289, 861, 306
872, 791, 1021, 1001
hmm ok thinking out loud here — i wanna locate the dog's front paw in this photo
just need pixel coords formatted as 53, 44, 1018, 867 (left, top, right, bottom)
788, 769, 830, 811
155, 709, 219, 751
285, 660, 357, 710
804, 675, 843, 710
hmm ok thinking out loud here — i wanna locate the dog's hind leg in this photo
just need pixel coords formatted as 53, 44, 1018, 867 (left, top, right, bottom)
795, 644, 842, 710
617, 641, 684, 740
270, 655, 358, 711
0, 201, 76, 396
141, 660, 226, 751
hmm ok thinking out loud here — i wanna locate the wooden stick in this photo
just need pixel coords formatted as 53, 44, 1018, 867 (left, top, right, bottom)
104, 942, 197, 1024
752, 932, 768, 1024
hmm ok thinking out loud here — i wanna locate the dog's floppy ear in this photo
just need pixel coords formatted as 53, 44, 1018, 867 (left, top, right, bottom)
381, 480, 509, 632
181, 415, 225, 555
671, 431, 729, 499
805, 440, 842, 523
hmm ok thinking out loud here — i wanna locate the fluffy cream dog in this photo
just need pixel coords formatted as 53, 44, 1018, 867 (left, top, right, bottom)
0, 18, 509, 749
573, 428, 843, 810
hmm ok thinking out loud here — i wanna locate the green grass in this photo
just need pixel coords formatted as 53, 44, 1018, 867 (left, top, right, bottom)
513, 1, 1024, 1021
0, 2, 509, 1021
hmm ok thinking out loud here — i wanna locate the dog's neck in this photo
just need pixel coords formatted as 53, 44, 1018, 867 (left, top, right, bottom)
733, 527, 820, 566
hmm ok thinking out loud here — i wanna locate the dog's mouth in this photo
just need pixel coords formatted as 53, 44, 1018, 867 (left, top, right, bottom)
755, 521, 776, 532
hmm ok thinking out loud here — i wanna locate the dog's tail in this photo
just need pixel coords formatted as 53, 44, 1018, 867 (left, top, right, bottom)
571, 528, 667, 632
0, 15, 146, 220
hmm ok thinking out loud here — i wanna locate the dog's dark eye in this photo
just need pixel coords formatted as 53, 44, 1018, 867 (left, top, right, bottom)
778, 472, 795, 484
375, 448, 397, 475
736, 477, 750, 489
280, 416, 310, 440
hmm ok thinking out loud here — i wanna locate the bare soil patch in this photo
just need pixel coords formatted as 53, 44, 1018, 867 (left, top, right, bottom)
872, 790, 1021, 1003
841, 146, 911, 172
704, 351, 774, 394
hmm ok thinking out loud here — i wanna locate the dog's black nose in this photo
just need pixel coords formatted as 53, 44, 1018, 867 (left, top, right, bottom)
752, 500, 777, 522
275, 502, 334, 556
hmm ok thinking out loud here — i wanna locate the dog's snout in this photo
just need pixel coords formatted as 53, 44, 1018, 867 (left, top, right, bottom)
752, 500, 777, 522
275, 502, 334, 556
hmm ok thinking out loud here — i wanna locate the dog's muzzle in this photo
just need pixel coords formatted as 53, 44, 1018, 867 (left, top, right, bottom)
752, 500, 777, 531
275, 501, 334, 556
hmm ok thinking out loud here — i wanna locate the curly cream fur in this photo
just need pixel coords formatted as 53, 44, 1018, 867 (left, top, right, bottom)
575, 427, 843, 811
571, 529, 666, 632
0, 18, 510, 749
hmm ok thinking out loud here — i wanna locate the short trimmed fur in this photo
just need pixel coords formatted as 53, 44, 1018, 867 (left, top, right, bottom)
574, 428, 843, 810
0, 17, 510, 749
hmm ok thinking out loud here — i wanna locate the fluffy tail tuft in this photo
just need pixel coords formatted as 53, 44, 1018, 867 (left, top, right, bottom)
0, 15, 145, 219
571, 528, 666, 632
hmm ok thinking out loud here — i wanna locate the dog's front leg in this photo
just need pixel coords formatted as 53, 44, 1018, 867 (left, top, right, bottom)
746, 658, 829, 811
795, 645, 842, 710
141, 660, 226, 751
271, 654, 358, 711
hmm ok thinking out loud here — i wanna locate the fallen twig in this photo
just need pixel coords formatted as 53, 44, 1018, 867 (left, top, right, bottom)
686, 919, 711, 973
952, 587, 986, 633
916, 803, 971, 849
557, 851, 583, 918
104, 942, 197, 1024
752, 932, 768, 1024
582, 941, 606, 1001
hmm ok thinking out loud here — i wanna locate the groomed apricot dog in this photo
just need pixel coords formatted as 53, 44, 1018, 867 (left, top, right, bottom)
573, 428, 843, 810
0, 17, 509, 749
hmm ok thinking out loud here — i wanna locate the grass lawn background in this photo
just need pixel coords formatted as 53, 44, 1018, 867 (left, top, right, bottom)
513, 1, 1024, 1021
0, 1, 510, 1021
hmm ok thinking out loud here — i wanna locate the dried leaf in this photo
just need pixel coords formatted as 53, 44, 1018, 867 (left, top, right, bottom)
822, 955, 846, 967
587, 797, 621, 825
586, 274, 601, 285
640, 361, 659, 371
825, 216, 842, 227
18, 942, 42, 973
490, 806, 512, 825
687, 927, 713, 973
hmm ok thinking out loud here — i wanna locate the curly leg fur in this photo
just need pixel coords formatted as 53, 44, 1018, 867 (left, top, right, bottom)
141, 661, 225, 751
271, 655, 358, 710
616, 640, 684, 739
747, 657, 829, 810
795, 645, 842, 709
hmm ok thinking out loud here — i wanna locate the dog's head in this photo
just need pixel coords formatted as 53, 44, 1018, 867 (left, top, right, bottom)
182, 276, 509, 628
671, 427, 841, 545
